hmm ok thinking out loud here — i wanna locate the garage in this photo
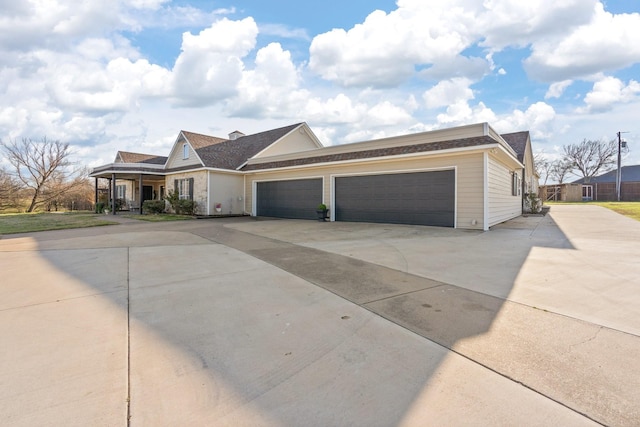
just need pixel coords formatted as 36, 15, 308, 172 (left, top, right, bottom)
256, 178, 323, 220
334, 170, 455, 227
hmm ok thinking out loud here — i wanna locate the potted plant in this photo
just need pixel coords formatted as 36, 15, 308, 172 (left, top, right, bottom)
316, 203, 328, 221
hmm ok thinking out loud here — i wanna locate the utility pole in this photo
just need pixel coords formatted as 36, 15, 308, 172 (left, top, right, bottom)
616, 131, 629, 202
617, 131, 622, 201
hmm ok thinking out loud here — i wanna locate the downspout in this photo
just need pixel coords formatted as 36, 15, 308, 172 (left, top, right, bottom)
483, 152, 489, 231
243, 175, 248, 216
94, 177, 98, 211
521, 168, 525, 213
206, 170, 210, 216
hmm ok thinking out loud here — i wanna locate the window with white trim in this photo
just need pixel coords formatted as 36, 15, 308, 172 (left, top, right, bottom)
116, 184, 126, 200
182, 143, 189, 159
175, 178, 193, 200
512, 172, 521, 196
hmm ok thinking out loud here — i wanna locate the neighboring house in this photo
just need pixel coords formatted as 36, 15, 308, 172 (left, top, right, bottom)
90, 121, 538, 231
572, 165, 640, 201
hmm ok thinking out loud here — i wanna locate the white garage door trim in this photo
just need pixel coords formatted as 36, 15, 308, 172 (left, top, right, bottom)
252, 176, 325, 217
330, 167, 457, 227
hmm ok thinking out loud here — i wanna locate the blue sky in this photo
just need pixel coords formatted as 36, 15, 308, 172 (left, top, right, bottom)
0, 0, 639, 178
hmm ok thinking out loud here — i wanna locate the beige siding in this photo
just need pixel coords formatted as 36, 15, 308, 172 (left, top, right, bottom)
522, 140, 538, 194
165, 171, 208, 214
165, 138, 202, 169
487, 155, 522, 227
247, 122, 492, 167
209, 173, 244, 215
245, 152, 485, 230
255, 128, 319, 158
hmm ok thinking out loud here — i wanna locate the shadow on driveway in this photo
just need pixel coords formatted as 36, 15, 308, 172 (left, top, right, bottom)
1, 208, 638, 425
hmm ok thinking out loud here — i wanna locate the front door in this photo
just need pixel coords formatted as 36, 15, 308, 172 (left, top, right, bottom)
143, 185, 153, 201
582, 185, 593, 201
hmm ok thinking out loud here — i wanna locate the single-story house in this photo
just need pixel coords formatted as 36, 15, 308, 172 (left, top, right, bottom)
571, 165, 640, 201
89, 121, 538, 231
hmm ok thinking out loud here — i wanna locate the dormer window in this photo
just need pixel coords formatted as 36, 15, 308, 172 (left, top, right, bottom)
183, 143, 189, 159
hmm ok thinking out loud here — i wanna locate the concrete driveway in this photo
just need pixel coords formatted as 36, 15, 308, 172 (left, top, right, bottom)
1, 205, 638, 426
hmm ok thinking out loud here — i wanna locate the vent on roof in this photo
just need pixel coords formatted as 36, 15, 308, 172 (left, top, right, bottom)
229, 130, 245, 140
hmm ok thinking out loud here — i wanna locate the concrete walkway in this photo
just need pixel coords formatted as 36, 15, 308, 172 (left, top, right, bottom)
1, 205, 638, 426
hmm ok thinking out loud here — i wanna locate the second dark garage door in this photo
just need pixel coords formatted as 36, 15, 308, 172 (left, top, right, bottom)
256, 179, 322, 220
335, 170, 455, 227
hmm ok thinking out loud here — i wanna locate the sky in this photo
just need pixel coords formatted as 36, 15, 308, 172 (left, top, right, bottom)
1, 0, 639, 177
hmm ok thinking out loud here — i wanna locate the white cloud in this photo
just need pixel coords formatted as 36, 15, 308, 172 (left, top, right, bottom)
493, 102, 557, 139
170, 17, 258, 106
303, 94, 367, 125
229, 43, 310, 118
525, 3, 640, 81
545, 80, 573, 99
479, 0, 598, 50
309, 7, 475, 87
364, 101, 413, 127
423, 78, 474, 109
307, 0, 605, 87
1, 0, 639, 171
436, 101, 497, 126
579, 76, 640, 112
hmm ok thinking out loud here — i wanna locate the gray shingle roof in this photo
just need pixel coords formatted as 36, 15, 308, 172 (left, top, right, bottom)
241, 135, 498, 171
500, 131, 529, 163
116, 151, 167, 165
193, 123, 303, 170
572, 165, 640, 183
181, 131, 227, 150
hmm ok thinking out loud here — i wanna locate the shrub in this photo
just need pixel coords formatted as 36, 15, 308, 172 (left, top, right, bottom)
164, 190, 197, 215
165, 190, 179, 210
95, 202, 105, 213
176, 199, 197, 215
142, 200, 166, 214
524, 192, 542, 214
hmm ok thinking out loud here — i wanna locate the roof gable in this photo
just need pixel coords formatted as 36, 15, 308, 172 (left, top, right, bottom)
500, 131, 529, 163
165, 131, 220, 169
181, 131, 227, 149
195, 123, 305, 170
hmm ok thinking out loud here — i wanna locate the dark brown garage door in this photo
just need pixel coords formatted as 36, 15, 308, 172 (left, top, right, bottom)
335, 170, 455, 227
256, 179, 322, 220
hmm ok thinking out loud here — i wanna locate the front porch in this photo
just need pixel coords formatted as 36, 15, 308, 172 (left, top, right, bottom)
90, 164, 166, 215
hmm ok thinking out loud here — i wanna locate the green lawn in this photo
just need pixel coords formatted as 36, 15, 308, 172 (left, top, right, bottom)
0, 212, 116, 235
122, 213, 195, 222
545, 201, 640, 221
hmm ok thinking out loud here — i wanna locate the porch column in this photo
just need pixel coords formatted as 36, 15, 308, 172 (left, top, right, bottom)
94, 177, 98, 211
111, 173, 117, 215
139, 173, 144, 215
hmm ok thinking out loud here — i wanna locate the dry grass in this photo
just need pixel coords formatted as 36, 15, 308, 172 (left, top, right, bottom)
0, 212, 116, 234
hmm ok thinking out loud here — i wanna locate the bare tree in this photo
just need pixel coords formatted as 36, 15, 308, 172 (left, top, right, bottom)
533, 152, 553, 185
563, 139, 617, 183
0, 167, 24, 211
550, 159, 575, 184
0, 137, 83, 212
